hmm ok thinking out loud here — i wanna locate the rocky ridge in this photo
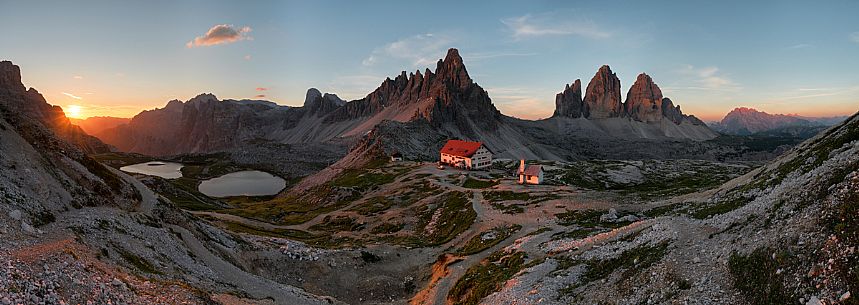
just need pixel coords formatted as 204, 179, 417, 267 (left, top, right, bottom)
93, 49, 717, 160
0, 61, 111, 153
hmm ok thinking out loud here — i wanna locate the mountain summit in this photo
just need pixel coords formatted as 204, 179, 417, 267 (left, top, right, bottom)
325, 48, 501, 134
551, 65, 707, 127
583, 65, 623, 119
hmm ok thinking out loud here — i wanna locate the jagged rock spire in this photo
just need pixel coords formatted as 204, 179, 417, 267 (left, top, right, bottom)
583, 65, 623, 119
553, 79, 583, 118
624, 73, 664, 122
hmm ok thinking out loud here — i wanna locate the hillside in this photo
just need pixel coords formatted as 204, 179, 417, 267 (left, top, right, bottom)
0, 61, 336, 304
477, 112, 859, 304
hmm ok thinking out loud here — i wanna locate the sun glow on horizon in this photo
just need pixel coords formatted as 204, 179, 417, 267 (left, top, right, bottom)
65, 105, 83, 119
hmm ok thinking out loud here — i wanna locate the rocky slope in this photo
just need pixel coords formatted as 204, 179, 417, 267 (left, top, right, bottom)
94, 49, 717, 160
480, 111, 859, 304
0, 61, 336, 304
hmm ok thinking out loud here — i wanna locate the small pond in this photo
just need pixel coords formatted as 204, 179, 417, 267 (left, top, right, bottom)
197, 170, 286, 198
119, 161, 184, 179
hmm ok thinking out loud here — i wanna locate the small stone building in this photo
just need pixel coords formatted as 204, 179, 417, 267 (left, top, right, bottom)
518, 159, 543, 185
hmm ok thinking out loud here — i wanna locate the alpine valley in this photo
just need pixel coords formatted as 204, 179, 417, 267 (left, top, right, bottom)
1, 46, 857, 305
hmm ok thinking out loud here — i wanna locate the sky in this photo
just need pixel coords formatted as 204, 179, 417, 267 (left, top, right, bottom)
2, 0, 859, 121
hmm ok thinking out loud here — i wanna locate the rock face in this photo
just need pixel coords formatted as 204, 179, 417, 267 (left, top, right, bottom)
624, 73, 663, 123
661, 98, 684, 124
551, 66, 710, 129
553, 79, 583, 118
0, 61, 111, 153
326, 48, 501, 133
583, 65, 623, 119
303, 88, 344, 117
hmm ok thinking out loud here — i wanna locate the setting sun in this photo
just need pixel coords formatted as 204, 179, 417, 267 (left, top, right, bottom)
65, 105, 83, 119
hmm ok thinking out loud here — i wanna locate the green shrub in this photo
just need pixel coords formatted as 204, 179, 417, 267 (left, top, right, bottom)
727, 247, 791, 305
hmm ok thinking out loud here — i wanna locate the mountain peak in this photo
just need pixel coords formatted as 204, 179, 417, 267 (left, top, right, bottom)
730, 107, 761, 114
624, 72, 664, 122
435, 48, 472, 88
444, 48, 463, 65
304, 88, 344, 116
0, 60, 25, 94
304, 88, 323, 107
188, 93, 218, 104
553, 79, 583, 118
583, 65, 623, 118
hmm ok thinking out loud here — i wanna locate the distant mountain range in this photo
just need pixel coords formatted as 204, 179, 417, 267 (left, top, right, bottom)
70, 116, 130, 135
90, 48, 716, 159
710, 107, 847, 135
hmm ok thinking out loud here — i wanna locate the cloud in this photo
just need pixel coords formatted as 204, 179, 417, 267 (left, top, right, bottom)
244, 55, 252, 60
186, 24, 252, 48
778, 86, 859, 101
850, 32, 859, 43
61, 92, 82, 100
675, 65, 740, 91
363, 33, 454, 67
254, 94, 266, 98
786, 43, 813, 49
501, 13, 611, 40
255, 87, 268, 91
73, 75, 83, 79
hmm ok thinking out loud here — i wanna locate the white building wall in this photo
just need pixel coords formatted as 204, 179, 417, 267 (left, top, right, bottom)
440, 145, 493, 170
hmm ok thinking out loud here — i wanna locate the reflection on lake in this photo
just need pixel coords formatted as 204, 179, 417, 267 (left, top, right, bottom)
119, 161, 183, 179
198, 170, 286, 198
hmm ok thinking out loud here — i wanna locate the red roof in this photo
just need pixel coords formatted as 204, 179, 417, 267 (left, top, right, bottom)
521, 165, 542, 176
440, 140, 483, 157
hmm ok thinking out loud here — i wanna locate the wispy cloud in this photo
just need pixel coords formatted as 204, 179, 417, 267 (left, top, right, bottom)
73, 75, 83, 79
254, 94, 266, 98
244, 55, 252, 60
255, 87, 268, 91
674, 65, 741, 91
798, 87, 837, 91
777, 86, 859, 101
850, 32, 859, 43
501, 13, 610, 40
61, 92, 82, 100
363, 33, 454, 67
786, 43, 813, 49
186, 24, 252, 48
